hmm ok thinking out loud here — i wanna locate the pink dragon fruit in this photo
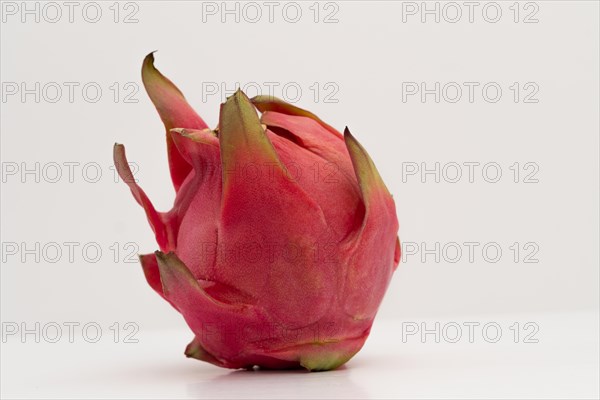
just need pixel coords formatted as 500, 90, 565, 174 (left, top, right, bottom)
114, 53, 400, 371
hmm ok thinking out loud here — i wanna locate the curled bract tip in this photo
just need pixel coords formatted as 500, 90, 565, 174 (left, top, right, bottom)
344, 127, 390, 202
141, 51, 208, 191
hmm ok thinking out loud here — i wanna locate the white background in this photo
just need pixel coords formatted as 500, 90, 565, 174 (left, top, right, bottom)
1, 1, 599, 399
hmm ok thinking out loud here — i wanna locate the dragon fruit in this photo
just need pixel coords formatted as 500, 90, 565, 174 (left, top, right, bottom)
114, 53, 400, 371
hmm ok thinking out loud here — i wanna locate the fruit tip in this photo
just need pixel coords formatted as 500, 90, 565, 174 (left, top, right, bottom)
144, 51, 158, 62
343, 127, 355, 143
222, 88, 245, 106
142, 51, 160, 77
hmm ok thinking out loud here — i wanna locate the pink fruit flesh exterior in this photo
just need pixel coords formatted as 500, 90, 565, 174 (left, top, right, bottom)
114, 53, 401, 371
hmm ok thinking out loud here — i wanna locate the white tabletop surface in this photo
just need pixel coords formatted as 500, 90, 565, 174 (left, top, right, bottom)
2, 310, 598, 399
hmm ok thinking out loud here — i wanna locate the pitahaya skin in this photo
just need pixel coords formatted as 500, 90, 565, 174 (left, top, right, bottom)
114, 53, 401, 371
